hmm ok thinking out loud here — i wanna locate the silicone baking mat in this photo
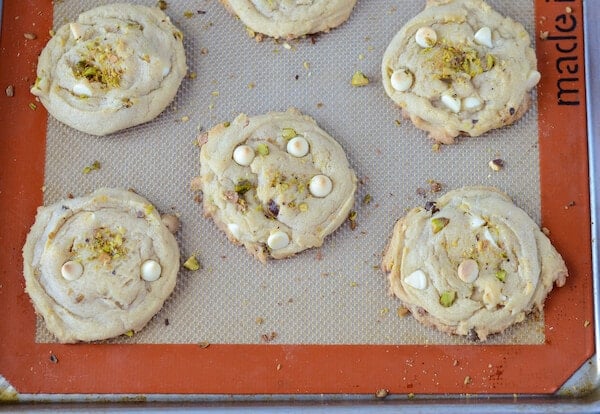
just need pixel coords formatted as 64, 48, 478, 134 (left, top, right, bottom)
0, 0, 593, 396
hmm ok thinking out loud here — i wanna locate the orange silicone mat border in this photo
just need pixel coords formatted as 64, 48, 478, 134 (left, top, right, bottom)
0, 0, 593, 395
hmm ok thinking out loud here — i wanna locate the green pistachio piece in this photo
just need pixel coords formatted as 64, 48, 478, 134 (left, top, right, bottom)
431, 217, 450, 234
495, 269, 507, 282
440, 291, 457, 307
256, 143, 269, 156
183, 255, 201, 271
235, 180, 253, 195
282, 128, 297, 140
351, 71, 370, 87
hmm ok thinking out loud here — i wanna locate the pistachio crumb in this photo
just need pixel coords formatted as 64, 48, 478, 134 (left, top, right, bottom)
363, 194, 372, 204
281, 127, 297, 140
183, 10, 194, 18
124, 330, 134, 338
351, 71, 370, 87
255, 317, 264, 325
82, 160, 101, 174
157, 0, 167, 10
29, 102, 37, 110
431, 217, 449, 234
183, 255, 201, 271
223, 121, 231, 127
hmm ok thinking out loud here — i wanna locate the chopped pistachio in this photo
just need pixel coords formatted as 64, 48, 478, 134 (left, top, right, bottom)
282, 128, 297, 140
298, 203, 308, 212
440, 290, 457, 307
223, 121, 231, 127
82, 160, 101, 174
431, 217, 449, 234
157, 0, 167, 10
28, 102, 37, 110
235, 180, 253, 195
183, 255, 201, 271
495, 269, 507, 282
124, 330, 134, 338
183, 10, 194, 18
256, 143, 269, 156
363, 194, 372, 204
351, 71, 370, 87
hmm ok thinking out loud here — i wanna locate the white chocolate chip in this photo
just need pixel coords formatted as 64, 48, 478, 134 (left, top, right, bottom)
458, 259, 479, 283
61, 261, 84, 281
162, 65, 171, 77
390, 69, 414, 92
309, 175, 333, 198
474, 27, 493, 48
462, 96, 483, 111
228, 223, 241, 240
441, 94, 461, 113
404, 270, 427, 290
469, 214, 486, 228
267, 231, 289, 250
72, 82, 92, 97
233, 145, 255, 166
141, 260, 162, 282
69, 23, 84, 40
526, 70, 541, 90
287, 136, 309, 157
415, 27, 437, 48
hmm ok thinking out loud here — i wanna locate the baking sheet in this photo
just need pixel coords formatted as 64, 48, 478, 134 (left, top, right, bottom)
40, 0, 541, 346
0, 0, 594, 397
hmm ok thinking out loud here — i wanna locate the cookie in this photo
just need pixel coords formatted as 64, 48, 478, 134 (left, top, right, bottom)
220, 0, 358, 39
30, 3, 187, 136
381, 0, 540, 144
22, 188, 180, 343
198, 109, 357, 262
381, 186, 567, 341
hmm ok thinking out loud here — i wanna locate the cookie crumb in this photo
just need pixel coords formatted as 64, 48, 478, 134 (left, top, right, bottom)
584, 320, 591, 327
261, 331, 277, 342
488, 158, 504, 171
49, 353, 58, 364
397, 306, 409, 318
198, 341, 210, 348
5, 85, 14, 97
464, 375, 472, 385
541, 227, 551, 237
24, 32, 37, 40
375, 389, 389, 399
540, 31, 549, 40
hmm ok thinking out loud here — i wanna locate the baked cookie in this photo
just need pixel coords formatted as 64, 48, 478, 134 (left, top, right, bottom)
381, 187, 567, 341
30, 3, 187, 136
22, 188, 180, 343
220, 0, 358, 39
198, 109, 357, 262
381, 0, 540, 144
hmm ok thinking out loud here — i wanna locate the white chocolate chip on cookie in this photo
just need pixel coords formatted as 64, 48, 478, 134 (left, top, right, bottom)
474, 27, 493, 48
233, 145, 255, 166
309, 175, 333, 197
404, 270, 428, 290
526, 70, 541, 90
462, 96, 484, 111
61, 261, 84, 281
287, 136, 309, 157
267, 231, 290, 250
415, 27, 437, 48
458, 259, 479, 283
141, 259, 162, 282
390, 69, 414, 92
441, 94, 461, 113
